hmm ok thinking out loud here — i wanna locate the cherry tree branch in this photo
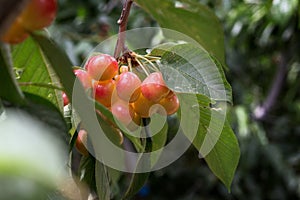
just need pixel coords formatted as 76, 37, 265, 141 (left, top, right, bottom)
253, 53, 289, 121
113, 0, 133, 58
252, 27, 300, 121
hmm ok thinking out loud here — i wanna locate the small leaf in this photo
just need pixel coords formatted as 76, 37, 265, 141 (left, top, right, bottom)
79, 155, 96, 192
193, 107, 240, 190
123, 165, 150, 199
31, 32, 76, 103
95, 109, 124, 147
123, 130, 151, 199
95, 160, 111, 200
12, 37, 62, 108
149, 116, 168, 166
0, 44, 26, 105
134, 0, 225, 65
23, 92, 69, 144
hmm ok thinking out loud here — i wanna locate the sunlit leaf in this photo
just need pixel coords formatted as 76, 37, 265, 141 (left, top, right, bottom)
95, 160, 111, 200
12, 37, 62, 109
193, 107, 240, 190
157, 43, 232, 103
134, 0, 225, 65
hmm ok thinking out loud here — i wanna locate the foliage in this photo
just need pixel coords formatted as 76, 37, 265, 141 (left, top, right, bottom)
1, 0, 299, 199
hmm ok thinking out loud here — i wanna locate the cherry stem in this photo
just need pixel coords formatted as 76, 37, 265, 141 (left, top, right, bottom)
127, 57, 133, 72
134, 54, 160, 72
113, 0, 133, 58
135, 58, 150, 76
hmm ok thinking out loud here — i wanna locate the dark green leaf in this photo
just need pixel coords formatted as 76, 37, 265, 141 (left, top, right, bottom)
0, 44, 26, 105
12, 37, 62, 108
134, 0, 225, 65
95, 109, 124, 148
95, 160, 111, 200
23, 92, 69, 144
123, 161, 150, 199
31, 32, 76, 103
193, 107, 240, 190
149, 116, 168, 166
158, 43, 232, 103
149, 42, 178, 56
79, 155, 96, 193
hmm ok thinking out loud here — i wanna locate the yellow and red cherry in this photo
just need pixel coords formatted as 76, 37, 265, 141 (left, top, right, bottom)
141, 72, 170, 103
62, 92, 69, 106
85, 54, 118, 81
116, 72, 141, 103
74, 69, 92, 89
19, 0, 57, 31
75, 129, 89, 156
159, 91, 180, 115
1, 20, 29, 44
93, 80, 116, 107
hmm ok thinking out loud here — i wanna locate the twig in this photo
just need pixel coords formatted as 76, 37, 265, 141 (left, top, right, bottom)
113, 0, 133, 58
253, 53, 289, 121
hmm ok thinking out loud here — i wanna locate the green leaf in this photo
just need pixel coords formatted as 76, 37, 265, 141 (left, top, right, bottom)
193, 107, 240, 190
123, 158, 150, 199
79, 155, 96, 193
134, 0, 225, 65
158, 43, 232, 103
149, 116, 168, 166
12, 37, 62, 109
31, 32, 76, 104
95, 109, 124, 148
95, 160, 111, 200
23, 92, 69, 144
0, 44, 26, 105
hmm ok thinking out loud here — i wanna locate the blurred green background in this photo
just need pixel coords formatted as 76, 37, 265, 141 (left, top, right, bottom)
1, 0, 299, 199
52, 0, 300, 199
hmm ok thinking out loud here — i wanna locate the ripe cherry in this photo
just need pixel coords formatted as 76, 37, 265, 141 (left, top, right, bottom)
116, 72, 141, 103
19, 0, 57, 31
93, 80, 116, 107
85, 54, 118, 81
159, 91, 180, 115
141, 72, 170, 103
75, 129, 89, 156
132, 94, 160, 118
1, 20, 29, 44
112, 100, 134, 126
74, 69, 92, 89
112, 100, 141, 131
62, 92, 69, 106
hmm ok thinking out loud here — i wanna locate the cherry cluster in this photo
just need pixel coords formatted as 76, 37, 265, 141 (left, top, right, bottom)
66, 53, 179, 155
1, 0, 57, 44
69, 53, 179, 131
